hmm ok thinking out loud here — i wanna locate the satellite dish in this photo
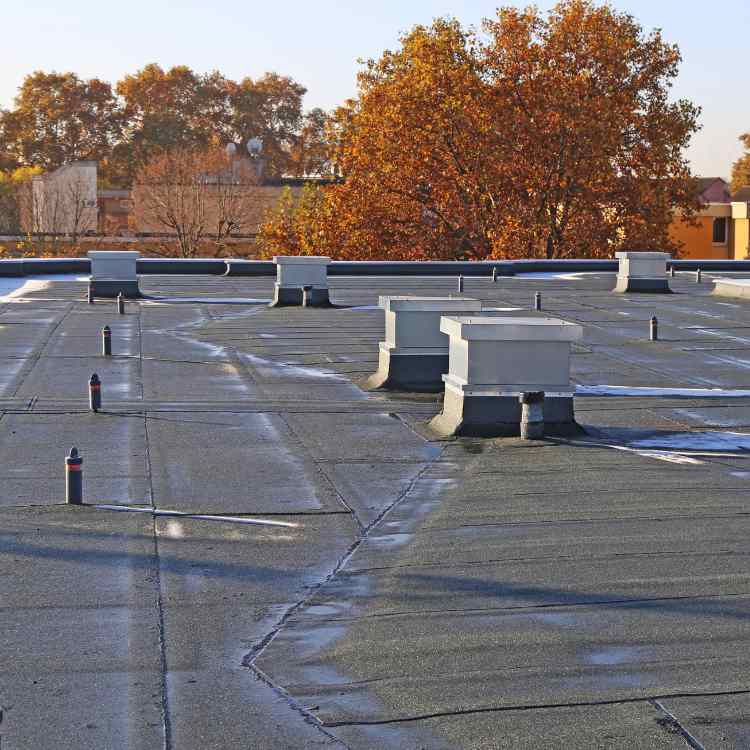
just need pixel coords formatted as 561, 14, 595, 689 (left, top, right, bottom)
247, 138, 263, 156
225, 143, 237, 157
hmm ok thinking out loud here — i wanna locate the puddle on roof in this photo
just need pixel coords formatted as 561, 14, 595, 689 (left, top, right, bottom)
672, 409, 742, 428
422, 443, 444, 461
243, 352, 347, 381
585, 646, 652, 666
529, 611, 583, 628
290, 621, 349, 661
300, 664, 353, 686
366, 533, 414, 550
304, 603, 349, 618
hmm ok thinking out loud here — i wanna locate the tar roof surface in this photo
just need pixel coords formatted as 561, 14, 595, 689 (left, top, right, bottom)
0, 270, 749, 749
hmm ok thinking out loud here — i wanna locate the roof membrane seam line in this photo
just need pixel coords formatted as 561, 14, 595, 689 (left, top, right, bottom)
649, 699, 706, 750
288, 591, 750, 624
142, 356, 236, 367
151, 509, 173, 750
8, 298, 76, 399
142, 401, 172, 750
558, 311, 722, 389
248, 663, 355, 749
504, 487, 750, 497
558, 300, 744, 383
428, 512, 750, 529
277, 411, 365, 533
319, 688, 750, 728
344, 547, 750, 574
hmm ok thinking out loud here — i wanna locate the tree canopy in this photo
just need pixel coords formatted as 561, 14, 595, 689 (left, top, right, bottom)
731, 133, 750, 194
0, 64, 326, 186
0, 72, 121, 171
261, 1, 701, 260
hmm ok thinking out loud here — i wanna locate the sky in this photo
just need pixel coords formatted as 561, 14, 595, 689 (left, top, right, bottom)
1, 0, 748, 178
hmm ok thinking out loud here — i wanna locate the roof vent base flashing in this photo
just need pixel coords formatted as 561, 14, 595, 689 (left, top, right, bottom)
428, 392, 581, 438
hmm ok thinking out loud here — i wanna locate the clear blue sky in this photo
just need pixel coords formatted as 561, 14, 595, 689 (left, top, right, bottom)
2, 0, 748, 178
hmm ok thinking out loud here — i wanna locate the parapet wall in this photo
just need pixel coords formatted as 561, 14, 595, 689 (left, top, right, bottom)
4, 256, 750, 278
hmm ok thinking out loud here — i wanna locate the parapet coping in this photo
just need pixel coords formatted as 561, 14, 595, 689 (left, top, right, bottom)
615, 252, 671, 260
88, 251, 140, 259
273, 256, 331, 265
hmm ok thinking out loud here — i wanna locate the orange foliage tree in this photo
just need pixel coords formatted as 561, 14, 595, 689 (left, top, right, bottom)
0, 65, 324, 188
731, 133, 750, 193
260, 1, 700, 260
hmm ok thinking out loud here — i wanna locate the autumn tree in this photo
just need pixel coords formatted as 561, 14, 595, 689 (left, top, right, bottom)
226, 73, 307, 177
288, 108, 333, 177
731, 133, 750, 194
0, 72, 122, 170
112, 66, 309, 183
0, 174, 20, 232
0, 171, 23, 232
114, 65, 230, 182
4, 166, 42, 234
258, 184, 328, 256
0, 115, 18, 173
261, 1, 700, 260
0, 65, 316, 187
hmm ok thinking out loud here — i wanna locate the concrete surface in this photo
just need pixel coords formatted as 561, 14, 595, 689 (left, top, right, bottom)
1, 270, 750, 749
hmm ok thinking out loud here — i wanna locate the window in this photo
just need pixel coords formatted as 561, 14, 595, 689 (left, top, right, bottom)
712, 217, 728, 244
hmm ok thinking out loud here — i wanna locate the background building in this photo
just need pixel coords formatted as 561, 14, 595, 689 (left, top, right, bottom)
671, 177, 750, 259
28, 161, 97, 237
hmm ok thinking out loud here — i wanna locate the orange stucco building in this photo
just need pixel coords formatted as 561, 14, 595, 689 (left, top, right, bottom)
670, 178, 750, 260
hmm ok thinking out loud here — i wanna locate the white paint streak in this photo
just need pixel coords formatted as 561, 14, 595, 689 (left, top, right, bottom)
630, 431, 750, 451
145, 297, 271, 305
93, 504, 299, 527
516, 271, 609, 280
576, 385, 750, 398
608, 445, 705, 465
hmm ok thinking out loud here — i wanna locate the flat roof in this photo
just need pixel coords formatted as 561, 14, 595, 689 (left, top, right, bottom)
1, 269, 750, 748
